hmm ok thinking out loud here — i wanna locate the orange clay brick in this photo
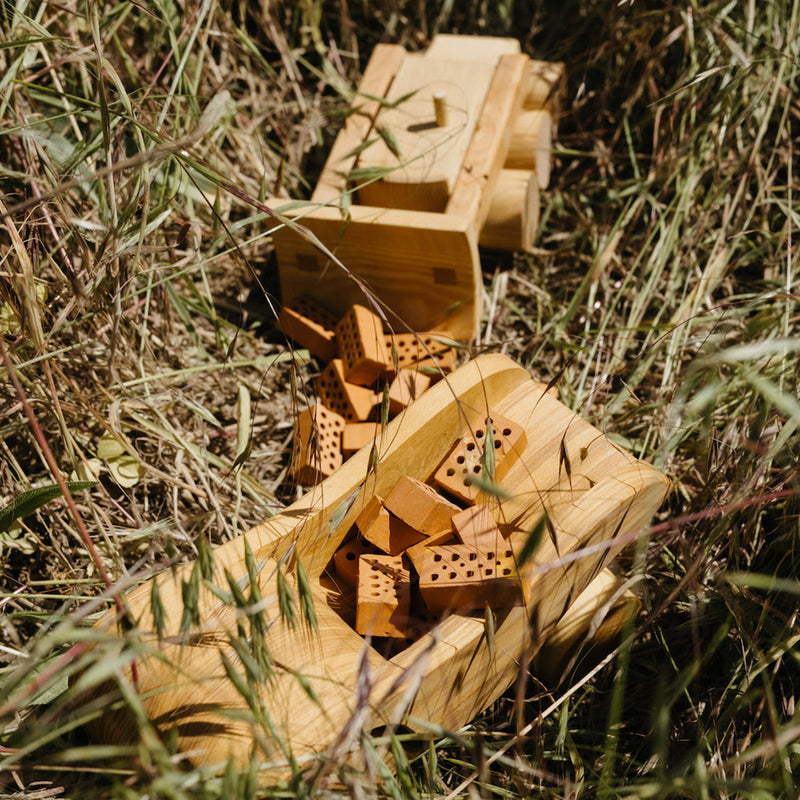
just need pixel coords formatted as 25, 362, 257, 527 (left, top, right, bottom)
278, 296, 338, 362
356, 495, 427, 556
291, 403, 345, 485
404, 528, 458, 573
384, 475, 461, 536
341, 422, 380, 456
317, 359, 377, 423
336, 304, 393, 387
355, 554, 411, 638
451, 505, 503, 550
332, 536, 375, 589
417, 544, 522, 614
383, 330, 455, 373
433, 412, 527, 504
388, 368, 431, 414
416, 348, 458, 383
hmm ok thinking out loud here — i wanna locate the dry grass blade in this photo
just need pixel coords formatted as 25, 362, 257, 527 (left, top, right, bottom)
0, 0, 799, 798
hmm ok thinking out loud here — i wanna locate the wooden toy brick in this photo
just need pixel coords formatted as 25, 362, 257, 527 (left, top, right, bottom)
356, 495, 426, 556
433, 412, 527, 504
451, 505, 503, 550
416, 348, 457, 383
336, 304, 393, 387
291, 403, 345, 485
417, 544, 522, 614
278, 296, 339, 362
332, 536, 376, 589
384, 331, 455, 372
317, 359, 377, 423
388, 368, 431, 414
384, 475, 460, 535
341, 422, 380, 456
355, 554, 411, 638
404, 527, 458, 574
385, 512, 429, 555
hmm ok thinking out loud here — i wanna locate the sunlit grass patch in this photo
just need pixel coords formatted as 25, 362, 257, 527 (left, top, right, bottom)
1, 0, 799, 797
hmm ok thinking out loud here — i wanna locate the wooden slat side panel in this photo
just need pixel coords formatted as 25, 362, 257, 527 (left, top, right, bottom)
271, 204, 481, 339
446, 53, 529, 231
390, 609, 524, 730
426, 33, 521, 62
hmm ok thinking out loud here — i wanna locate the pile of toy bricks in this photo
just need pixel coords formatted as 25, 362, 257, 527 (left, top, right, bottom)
327, 412, 530, 637
280, 296, 458, 484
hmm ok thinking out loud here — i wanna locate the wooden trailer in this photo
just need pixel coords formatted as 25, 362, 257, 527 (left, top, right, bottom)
88, 354, 668, 781
268, 35, 565, 340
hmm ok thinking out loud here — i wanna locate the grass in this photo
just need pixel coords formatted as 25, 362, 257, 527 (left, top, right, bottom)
1, 0, 799, 797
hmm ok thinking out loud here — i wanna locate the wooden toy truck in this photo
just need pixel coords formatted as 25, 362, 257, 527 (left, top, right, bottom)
83, 38, 666, 785
269, 35, 565, 340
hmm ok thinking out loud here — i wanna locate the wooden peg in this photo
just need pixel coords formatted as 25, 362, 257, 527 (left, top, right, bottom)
433, 90, 448, 126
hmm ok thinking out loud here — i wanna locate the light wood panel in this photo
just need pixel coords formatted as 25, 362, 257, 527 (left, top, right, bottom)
357, 55, 495, 212
269, 201, 481, 339
425, 33, 521, 62
445, 53, 529, 232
